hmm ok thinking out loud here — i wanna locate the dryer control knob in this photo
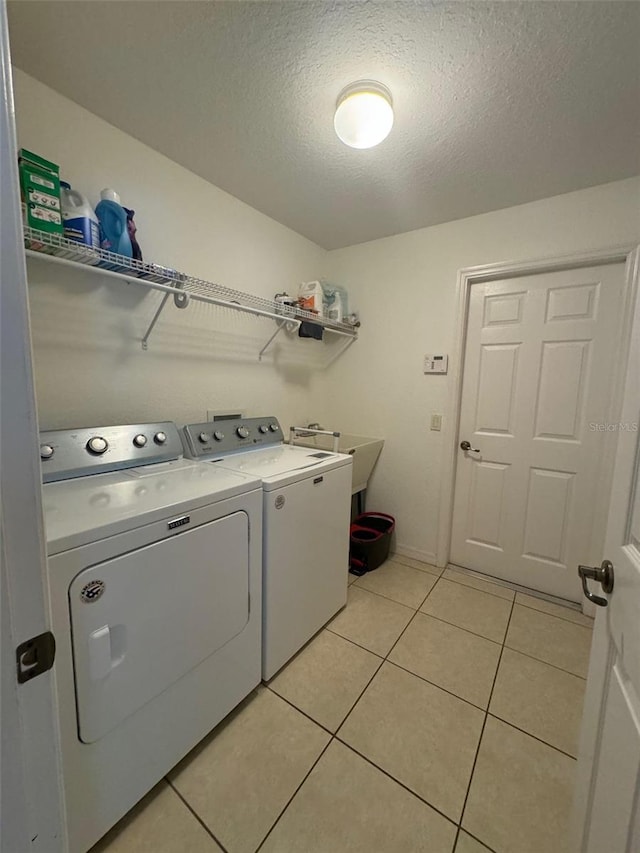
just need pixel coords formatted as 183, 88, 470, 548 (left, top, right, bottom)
236, 426, 250, 439
133, 434, 148, 448
198, 432, 210, 443
40, 444, 54, 460
154, 431, 167, 444
87, 436, 108, 455
213, 430, 225, 441
269, 423, 279, 432
258, 424, 269, 434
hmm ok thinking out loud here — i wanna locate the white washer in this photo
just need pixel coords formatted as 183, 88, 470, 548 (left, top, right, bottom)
182, 416, 352, 680
39, 422, 262, 853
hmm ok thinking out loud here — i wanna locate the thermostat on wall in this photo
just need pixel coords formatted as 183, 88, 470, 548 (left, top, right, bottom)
423, 354, 448, 374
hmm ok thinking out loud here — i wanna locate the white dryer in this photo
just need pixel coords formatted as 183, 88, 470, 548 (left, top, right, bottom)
39, 422, 262, 853
182, 417, 352, 680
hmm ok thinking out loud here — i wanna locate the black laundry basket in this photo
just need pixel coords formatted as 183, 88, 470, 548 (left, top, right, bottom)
349, 512, 395, 576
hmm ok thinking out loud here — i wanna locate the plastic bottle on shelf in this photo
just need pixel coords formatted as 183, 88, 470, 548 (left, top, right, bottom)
298, 280, 324, 314
95, 188, 133, 258
59, 181, 100, 249
320, 281, 349, 323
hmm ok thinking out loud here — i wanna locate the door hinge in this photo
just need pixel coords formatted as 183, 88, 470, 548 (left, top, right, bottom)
16, 631, 56, 684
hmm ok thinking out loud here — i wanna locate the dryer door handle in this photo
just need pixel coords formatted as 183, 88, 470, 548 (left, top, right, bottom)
88, 624, 112, 681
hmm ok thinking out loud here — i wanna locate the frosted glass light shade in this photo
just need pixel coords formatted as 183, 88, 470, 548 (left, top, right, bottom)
334, 82, 394, 149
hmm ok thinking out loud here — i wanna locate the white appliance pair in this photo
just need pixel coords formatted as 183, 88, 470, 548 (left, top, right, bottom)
39, 422, 263, 853
181, 415, 352, 679
39, 416, 351, 852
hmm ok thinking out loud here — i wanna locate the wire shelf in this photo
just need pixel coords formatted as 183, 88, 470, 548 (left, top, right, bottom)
23, 226, 358, 354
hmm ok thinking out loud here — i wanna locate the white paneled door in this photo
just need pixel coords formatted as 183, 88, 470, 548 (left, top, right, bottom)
573, 247, 640, 852
450, 264, 625, 601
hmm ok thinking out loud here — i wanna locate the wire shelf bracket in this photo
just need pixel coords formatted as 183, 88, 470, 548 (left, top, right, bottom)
24, 226, 358, 357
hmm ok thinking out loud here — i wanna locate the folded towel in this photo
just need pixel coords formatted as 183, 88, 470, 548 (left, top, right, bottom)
298, 321, 324, 340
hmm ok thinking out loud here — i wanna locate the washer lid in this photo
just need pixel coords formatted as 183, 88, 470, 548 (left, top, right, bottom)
43, 458, 261, 554
212, 445, 352, 489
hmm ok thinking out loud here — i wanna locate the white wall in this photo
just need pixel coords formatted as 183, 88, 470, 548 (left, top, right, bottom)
13, 69, 330, 430
322, 177, 640, 563
14, 69, 640, 566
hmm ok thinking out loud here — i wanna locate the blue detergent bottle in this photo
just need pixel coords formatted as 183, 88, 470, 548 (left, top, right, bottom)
95, 188, 132, 258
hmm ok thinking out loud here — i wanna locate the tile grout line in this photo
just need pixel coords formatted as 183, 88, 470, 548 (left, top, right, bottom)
446, 563, 587, 610
217, 560, 580, 853
324, 625, 386, 659
513, 599, 594, 629
328, 570, 442, 658
267, 563, 584, 853
445, 566, 594, 628
348, 577, 430, 611
339, 572, 584, 845
382, 572, 442, 662
332, 735, 459, 832
485, 711, 579, 762
253, 738, 333, 853
385, 658, 491, 714
414, 603, 511, 645
166, 777, 231, 853
359, 558, 442, 581
143, 560, 582, 853
453, 594, 517, 851
255, 621, 390, 853
433, 575, 517, 607
502, 643, 588, 680
316, 571, 584, 848
255, 574, 447, 851
459, 828, 500, 853
387, 554, 443, 577
264, 685, 335, 737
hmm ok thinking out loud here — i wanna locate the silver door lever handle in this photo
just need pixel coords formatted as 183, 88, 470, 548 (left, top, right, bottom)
460, 440, 480, 453
578, 560, 614, 607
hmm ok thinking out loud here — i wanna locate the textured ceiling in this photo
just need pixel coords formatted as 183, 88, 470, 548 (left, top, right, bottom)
7, 1, 640, 249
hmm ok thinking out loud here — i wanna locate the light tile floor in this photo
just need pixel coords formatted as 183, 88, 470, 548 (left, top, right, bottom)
91, 558, 593, 853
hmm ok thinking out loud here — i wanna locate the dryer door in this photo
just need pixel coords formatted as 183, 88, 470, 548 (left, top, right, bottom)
69, 511, 250, 743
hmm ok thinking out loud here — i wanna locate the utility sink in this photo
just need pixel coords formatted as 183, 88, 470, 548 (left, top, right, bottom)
294, 433, 384, 494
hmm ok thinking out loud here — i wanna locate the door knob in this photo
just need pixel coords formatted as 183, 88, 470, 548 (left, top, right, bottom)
578, 559, 614, 607
460, 440, 480, 453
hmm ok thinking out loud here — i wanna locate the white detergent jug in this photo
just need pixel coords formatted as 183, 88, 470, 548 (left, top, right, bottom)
60, 181, 100, 249
298, 280, 324, 314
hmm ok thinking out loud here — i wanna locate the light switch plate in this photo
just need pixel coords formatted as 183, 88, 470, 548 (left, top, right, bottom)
430, 414, 443, 431
424, 354, 448, 374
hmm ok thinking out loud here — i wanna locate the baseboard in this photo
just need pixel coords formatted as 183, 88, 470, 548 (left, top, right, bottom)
393, 544, 438, 566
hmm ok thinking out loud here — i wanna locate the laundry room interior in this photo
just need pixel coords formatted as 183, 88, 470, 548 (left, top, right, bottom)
2, 2, 640, 853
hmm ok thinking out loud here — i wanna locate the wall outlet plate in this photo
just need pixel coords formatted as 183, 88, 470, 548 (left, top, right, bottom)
207, 409, 245, 422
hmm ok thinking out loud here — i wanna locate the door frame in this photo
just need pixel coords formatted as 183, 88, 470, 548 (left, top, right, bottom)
1, 7, 67, 850
436, 245, 640, 595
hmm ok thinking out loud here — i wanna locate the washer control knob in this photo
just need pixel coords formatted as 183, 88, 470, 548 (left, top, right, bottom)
269, 423, 279, 432
154, 431, 167, 445
133, 434, 148, 448
236, 426, 250, 439
259, 424, 269, 434
198, 432, 210, 443
213, 430, 225, 441
40, 444, 54, 460
87, 436, 108, 455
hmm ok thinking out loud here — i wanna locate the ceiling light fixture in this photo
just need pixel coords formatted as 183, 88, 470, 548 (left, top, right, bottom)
334, 81, 394, 149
